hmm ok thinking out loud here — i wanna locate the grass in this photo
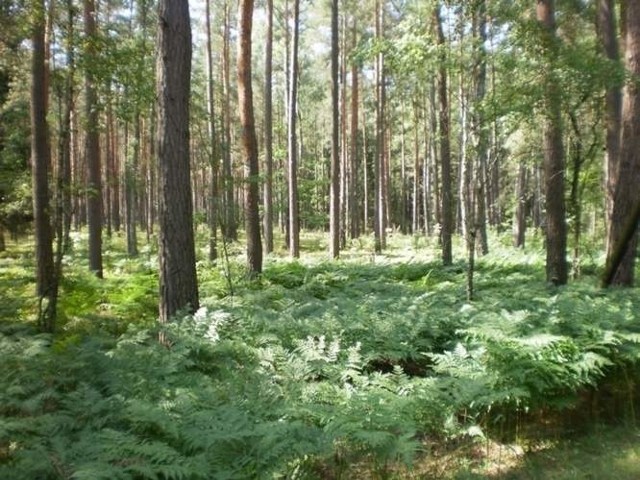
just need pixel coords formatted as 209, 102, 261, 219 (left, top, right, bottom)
0, 229, 639, 478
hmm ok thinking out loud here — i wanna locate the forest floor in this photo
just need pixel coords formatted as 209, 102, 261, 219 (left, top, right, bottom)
1, 229, 639, 479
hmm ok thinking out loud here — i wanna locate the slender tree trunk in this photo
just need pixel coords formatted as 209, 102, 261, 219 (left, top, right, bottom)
349, 18, 359, 239
604, 1, 640, 286
205, 0, 219, 261
31, 0, 56, 332
329, 0, 340, 258
434, 3, 453, 265
157, 0, 199, 323
84, 0, 103, 278
238, 0, 262, 276
222, 2, 236, 241
537, 0, 568, 285
287, 0, 300, 258
473, 0, 489, 256
263, 0, 274, 254
374, 0, 386, 253
125, 115, 139, 257
513, 161, 527, 248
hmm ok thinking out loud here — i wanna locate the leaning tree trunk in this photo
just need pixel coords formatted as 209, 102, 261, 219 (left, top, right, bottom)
238, 0, 262, 277
156, 0, 199, 323
597, 0, 622, 235
604, 0, 640, 286
537, 0, 568, 285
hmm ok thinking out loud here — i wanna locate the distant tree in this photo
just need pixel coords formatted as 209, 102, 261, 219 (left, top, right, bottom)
156, 0, 199, 323
237, 0, 262, 277
263, 0, 274, 254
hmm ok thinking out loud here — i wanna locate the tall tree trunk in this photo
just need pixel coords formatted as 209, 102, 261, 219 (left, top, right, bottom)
473, 0, 489, 255
205, 0, 219, 261
263, 0, 274, 254
287, 0, 300, 258
374, 0, 386, 253
125, 116, 139, 257
222, 2, 237, 241
598, 0, 622, 234
537, 0, 568, 285
604, 1, 640, 286
31, 0, 56, 332
238, 0, 262, 277
329, 0, 340, 258
349, 17, 359, 239
84, 0, 103, 278
157, 0, 199, 323
57, 0, 74, 259
434, 3, 453, 265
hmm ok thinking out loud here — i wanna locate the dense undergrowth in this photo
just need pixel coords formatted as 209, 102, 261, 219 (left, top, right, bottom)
1, 231, 639, 478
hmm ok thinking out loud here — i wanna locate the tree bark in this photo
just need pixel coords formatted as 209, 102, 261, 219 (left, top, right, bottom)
84, 0, 103, 278
434, 3, 453, 265
329, 0, 340, 258
263, 0, 274, 254
31, 0, 56, 332
157, 0, 199, 323
205, 0, 219, 261
238, 0, 262, 277
605, 0, 640, 286
513, 161, 527, 248
287, 0, 300, 258
374, 0, 386, 253
537, 0, 568, 285
222, 2, 236, 241
350, 18, 359, 239
598, 0, 622, 232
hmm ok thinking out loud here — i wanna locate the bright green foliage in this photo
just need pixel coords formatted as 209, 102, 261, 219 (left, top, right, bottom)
1, 235, 640, 478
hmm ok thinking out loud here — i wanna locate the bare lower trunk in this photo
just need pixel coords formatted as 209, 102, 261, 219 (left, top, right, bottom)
238, 0, 262, 277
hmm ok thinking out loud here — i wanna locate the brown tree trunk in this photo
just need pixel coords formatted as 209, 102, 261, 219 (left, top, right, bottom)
537, 0, 568, 285
598, 0, 622, 233
513, 161, 527, 248
238, 0, 262, 277
605, 1, 640, 286
349, 18, 359, 239
125, 116, 139, 257
287, 0, 300, 258
205, 0, 219, 261
31, 0, 56, 332
84, 0, 103, 278
263, 0, 274, 254
374, 0, 386, 253
222, 2, 237, 241
330, 0, 340, 258
157, 0, 199, 323
434, 3, 453, 265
